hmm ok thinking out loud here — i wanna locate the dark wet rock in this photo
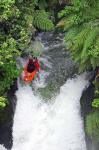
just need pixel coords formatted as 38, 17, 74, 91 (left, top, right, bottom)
0, 106, 12, 149
80, 83, 94, 150
80, 83, 94, 116
80, 81, 99, 150
7, 79, 18, 115
0, 123, 12, 149
0, 79, 18, 149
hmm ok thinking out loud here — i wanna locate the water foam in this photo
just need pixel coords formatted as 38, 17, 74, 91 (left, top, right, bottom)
0, 145, 7, 150
11, 74, 89, 150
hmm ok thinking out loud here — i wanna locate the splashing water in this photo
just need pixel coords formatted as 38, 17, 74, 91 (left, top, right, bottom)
0, 145, 7, 150
10, 74, 89, 150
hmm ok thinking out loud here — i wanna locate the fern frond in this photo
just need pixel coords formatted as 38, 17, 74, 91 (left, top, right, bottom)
72, 25, 90, 50
58, 6, 80, 18
59, 0, 99, 72
63, 15, 78, 30
38, 0, 47, 9
64, 27, 81, 49
33, 10, 54, 31
81, 27, 99, 60
89, 37, 99, 68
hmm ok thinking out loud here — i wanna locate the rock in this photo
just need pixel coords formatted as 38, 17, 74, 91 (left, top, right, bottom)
0, 79, 18, 149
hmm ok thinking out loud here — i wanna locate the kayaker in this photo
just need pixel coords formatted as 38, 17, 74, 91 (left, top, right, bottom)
27, 58, 36, 73
27, 56, 40, 73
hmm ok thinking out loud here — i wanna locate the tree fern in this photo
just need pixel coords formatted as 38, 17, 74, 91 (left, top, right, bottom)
64, 28, 77, 41
33, 10, 54, 31
89, 37, 99, 68
81, 27, 99, 61
58, 0, 99, 72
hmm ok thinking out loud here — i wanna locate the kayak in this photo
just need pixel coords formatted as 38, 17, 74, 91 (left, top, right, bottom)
23, 64, 37, 83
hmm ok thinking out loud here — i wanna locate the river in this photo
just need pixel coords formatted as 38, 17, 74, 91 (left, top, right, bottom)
0, 32, 89, 150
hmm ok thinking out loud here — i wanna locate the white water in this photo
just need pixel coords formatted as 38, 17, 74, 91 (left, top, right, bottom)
0, 145, 6, 150
10, 74, 89, 150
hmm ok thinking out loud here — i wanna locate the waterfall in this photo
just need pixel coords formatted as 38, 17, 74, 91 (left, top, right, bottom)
11, 74, 89, 150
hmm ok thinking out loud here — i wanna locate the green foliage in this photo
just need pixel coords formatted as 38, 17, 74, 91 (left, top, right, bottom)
0, 0, 20, 20
33, 10, 54, 31
58, 0, 99, 72
0, 38, 20, 64
0, 97, 7, 109
0, 62, 21, 95
38, 0, 66, 8
86, 110, 99, 142
92, 98, 99, 108
92, 74, 99, 109
38, 0, 47, 9
0, 37, 21, 95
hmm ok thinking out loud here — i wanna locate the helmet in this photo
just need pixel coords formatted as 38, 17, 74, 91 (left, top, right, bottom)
29, 58, 33, 63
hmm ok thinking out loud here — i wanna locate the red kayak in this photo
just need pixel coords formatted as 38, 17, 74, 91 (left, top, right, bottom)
23, 58, 40, 83
23, 64, 37, 83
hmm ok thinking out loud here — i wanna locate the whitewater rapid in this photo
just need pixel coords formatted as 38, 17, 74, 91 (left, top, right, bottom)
8, 74, 88, 150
